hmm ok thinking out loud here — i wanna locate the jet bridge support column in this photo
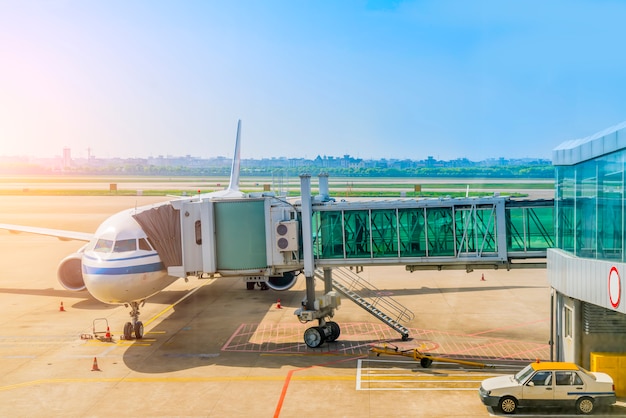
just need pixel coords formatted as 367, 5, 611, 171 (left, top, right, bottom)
323, 268, 333, 294
301, 174, 315, 310
295, 174, 341, 348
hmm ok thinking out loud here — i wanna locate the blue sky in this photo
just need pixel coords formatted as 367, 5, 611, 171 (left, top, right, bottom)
1, 0, 625, 161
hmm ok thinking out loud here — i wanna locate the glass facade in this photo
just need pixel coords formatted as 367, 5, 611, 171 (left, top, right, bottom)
555, 149, 625, 261
312, 201, 552, 260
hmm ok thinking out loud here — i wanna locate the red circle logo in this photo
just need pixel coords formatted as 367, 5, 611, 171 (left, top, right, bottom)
608, 266, 621, 309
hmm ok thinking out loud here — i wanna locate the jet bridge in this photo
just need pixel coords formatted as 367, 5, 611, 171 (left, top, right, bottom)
312, 196, 554, 272
160, 175, 554, 348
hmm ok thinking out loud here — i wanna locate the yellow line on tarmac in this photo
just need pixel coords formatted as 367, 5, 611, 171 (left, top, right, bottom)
142, 282, 208, 327
81, 283, 206, 346
83, 339, 157, 346
361, 375, 486, 381
0, 375, 354, 392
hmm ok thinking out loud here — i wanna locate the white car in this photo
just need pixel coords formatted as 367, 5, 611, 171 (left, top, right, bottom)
479, 361, 616, 415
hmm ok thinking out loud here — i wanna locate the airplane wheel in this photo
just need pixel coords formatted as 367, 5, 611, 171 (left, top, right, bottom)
134, 321, 144, 339
123, 322, 133, 340
246, 282, 255, 290
304, 327, 325, 348
326, 321, 340, 342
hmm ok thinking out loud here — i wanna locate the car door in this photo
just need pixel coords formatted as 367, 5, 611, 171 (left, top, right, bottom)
553, 371, 584, 402
522, 371, 554, 403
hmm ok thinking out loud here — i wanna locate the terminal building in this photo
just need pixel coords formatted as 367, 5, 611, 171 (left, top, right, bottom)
550, 121, 626, 368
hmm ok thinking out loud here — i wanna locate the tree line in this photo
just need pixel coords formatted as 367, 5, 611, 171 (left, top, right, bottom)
53, 163, 554, 178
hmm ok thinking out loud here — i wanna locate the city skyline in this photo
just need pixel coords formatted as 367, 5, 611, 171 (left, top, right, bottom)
2, 1, 625, 161
0, 147, 551, 165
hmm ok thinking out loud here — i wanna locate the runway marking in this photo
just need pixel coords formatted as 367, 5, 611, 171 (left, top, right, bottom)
83, 339, 157, 346
273, 356, 364, 418
356, 359, 519, 391
468, 317, 550, 337
222, 323, 549, 362
143, 283, 208, 327
75, 284, 205, 350
0, 375, 355, 393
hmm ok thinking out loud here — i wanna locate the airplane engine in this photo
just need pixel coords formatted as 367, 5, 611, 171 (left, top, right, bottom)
57, 253, 86, 291
266, 271, 299, 291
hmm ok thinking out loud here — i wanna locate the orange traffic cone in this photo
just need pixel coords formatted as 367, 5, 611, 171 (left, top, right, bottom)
59, 302, 65, 312
276, 299, 282, 309
91, 357, 101, 371
105, 327, 111, 340
481, 274, 485, 281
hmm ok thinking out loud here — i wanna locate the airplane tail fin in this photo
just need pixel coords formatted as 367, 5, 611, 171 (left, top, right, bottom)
226, 119, 242, 192
199, 120, 244, 198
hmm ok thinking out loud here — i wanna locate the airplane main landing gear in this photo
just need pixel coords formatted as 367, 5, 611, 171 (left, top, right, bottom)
123, 300, 145, 340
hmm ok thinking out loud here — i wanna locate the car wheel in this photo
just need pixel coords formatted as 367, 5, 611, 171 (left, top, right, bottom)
576, 397, 594, 415
499, 396, 518, 414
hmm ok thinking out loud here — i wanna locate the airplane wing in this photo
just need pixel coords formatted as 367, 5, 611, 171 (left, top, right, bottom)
0, 224, 93, 242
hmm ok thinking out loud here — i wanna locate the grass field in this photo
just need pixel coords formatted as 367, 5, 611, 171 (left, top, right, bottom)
0, 175, 554, 198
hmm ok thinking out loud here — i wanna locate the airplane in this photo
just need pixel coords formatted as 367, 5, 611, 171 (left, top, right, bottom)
0, 120, 300, 340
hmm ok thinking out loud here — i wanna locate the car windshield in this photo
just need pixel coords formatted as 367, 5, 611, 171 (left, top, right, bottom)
514, 365, 535, 383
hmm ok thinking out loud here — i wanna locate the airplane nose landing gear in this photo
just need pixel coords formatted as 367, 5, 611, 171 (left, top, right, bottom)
123, 300, 145, 340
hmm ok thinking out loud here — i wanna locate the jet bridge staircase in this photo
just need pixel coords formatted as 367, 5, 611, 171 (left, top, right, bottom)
315, 267, 414, 340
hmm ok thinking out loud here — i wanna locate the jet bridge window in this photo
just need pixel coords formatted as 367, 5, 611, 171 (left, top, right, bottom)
195, 220, 202, 245
113, 239, 137, 252
93, 239, 114, 253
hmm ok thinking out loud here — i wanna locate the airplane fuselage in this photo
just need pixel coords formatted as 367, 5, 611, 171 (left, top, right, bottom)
79, 206, 177, 304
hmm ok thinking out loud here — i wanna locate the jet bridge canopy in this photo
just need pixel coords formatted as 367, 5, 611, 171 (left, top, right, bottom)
132, 203, 182, 268
310, 197, 554, 271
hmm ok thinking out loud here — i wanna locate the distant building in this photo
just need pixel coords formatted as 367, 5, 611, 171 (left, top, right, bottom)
63, 147, 71, 170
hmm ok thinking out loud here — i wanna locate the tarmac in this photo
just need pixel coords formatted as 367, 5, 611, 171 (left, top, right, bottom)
0, 195, 624, 417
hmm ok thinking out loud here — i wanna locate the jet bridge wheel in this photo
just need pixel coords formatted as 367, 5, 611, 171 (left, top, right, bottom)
304, 326, 326, 348
326, 321, 341, 342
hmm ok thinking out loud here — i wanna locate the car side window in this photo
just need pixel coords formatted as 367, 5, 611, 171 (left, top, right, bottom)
573, 373, 583, 385
555, 371, 583, 386
530, 371, 552, 386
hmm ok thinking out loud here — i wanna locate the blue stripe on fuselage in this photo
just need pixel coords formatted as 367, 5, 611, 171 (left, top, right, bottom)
83, 252, 159, 263
83, 262, 165, 275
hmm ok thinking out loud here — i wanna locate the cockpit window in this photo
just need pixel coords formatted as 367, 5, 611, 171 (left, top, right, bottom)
93, 239, 114, 253
113, 239, 137, 252
138, 238, 153, 251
